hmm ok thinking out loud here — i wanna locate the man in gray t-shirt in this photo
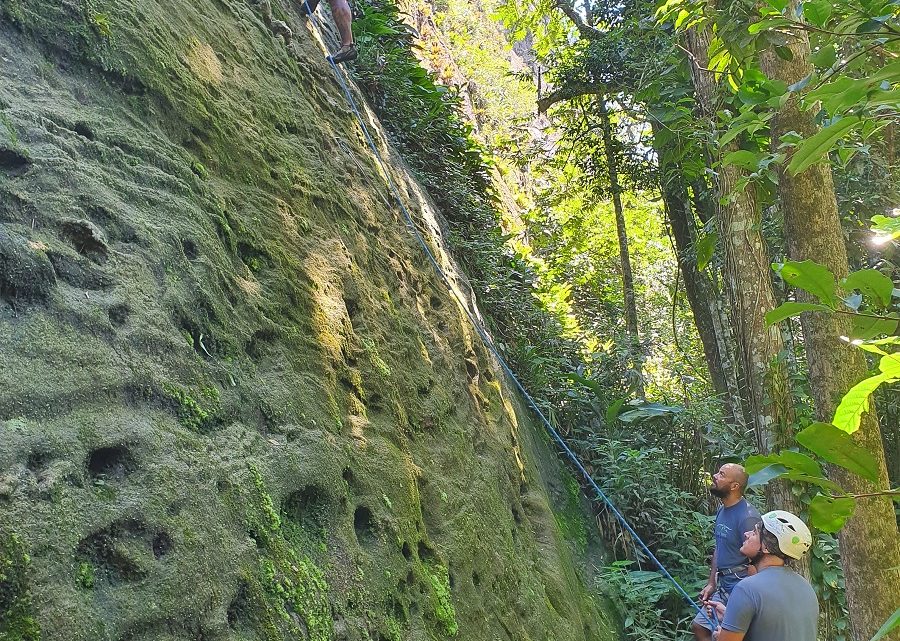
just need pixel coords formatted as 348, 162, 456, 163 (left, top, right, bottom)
710, 510, 817, 641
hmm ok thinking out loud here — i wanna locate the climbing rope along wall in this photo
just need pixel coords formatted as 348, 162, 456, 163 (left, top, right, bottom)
296, 3, 718, 629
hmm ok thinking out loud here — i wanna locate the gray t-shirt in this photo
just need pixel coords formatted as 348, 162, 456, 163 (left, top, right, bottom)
722, 566, 818, 641
715, 498, 761, 592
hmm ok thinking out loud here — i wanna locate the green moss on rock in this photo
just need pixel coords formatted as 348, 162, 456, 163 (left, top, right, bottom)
0, 533, 40, 641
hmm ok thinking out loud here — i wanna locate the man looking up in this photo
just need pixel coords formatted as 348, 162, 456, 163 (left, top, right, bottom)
709, 510, 817, 641
692, 463, 760, 641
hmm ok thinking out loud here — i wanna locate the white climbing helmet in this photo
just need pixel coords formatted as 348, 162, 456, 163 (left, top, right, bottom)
761, 510, 812, 559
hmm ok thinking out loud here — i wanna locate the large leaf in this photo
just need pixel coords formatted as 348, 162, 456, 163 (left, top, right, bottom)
747, 464, 789, 488
619, 402, 683, 423
841, 269, 894, 307
808, 494, 856, 533
796, 422, 880, 482
802, 0, 832, 27
832, 372, 892, 433
765, 302, 833, 326
850, 314, 899, 340
745, 451, 822, 476
723, 149, 761, 171
871, 608, 900, 641
775, 260, 838, 306
696, 232, 717, 271
606, 397, 627, 424
786, 116, 862, 176
871, 214, 900, 242
880, 352, 900, 378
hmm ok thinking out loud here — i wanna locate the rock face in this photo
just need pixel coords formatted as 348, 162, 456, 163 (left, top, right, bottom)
0, 1, 617, 640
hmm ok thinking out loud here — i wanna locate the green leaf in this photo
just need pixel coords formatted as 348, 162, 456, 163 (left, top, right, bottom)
787, 116, 862, 176
871, 214, 900, 242
832, 372, 892, 433
781, 472, 843, 493
696, 232, 717, 271
619, 402, 683, 423
841, 269, 894, 307
850, 314, 899, 340
879, 352, 900, 378
765, 301, 833, 326
796, 422, 880, 482
745, 451, 822, 476
802, 0, 832, 27
870, 608, 900, 641
811, 45, 837, 68
747, 464, 789, 488
870, 61, 900, 85
808, 494, 856, 533
775, 260, 838, 306
606, 397, 627, 424
723, 149, 761, 171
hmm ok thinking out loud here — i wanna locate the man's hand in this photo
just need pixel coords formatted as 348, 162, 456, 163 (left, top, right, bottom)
700, 582, 716, 601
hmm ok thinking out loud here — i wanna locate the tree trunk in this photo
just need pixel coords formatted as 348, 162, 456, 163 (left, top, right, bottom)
655, 139, 747, 430
598, 98, 644, 396
760, 9, 900, 638
682, 26, 809, 581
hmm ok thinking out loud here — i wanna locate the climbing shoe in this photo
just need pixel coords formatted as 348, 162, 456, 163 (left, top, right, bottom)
327, 43, 358, 65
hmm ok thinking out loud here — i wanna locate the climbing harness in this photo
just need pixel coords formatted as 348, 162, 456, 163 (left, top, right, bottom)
296, 5, 720, 631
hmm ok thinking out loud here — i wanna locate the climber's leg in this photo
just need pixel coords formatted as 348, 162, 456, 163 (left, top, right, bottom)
324, 0, 357, 63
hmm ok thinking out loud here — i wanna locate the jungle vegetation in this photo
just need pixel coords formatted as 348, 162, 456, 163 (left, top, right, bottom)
349, 0, 900, 638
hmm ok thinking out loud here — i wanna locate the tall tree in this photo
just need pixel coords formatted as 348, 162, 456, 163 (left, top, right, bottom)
759, 5, 900, 637
599, 98, 645, 395
681, 25, 810, 582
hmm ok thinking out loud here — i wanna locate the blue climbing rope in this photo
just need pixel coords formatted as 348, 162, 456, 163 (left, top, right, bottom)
297, 4, 718, 630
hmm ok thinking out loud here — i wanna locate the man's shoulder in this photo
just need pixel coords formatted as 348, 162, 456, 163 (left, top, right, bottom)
737, 497, 761, 517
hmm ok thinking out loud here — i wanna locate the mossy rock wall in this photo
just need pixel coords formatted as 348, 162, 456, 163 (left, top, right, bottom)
0, 1, 618, 639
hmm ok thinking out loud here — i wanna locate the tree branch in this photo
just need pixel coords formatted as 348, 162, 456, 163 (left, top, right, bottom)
537, 81, 608, 114
554, 0, 603, 40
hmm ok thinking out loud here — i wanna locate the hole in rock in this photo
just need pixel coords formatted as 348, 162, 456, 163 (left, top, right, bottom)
0, 148, 30, 176
108, 303, 129, 327
406, 570, 415, 587
59, 218, 108, 261
227, 582, 250, 629
401, 541, 412, 560
343, 296, 359, 320
448, 572, 455, 588
181, 238, 199, 260
472, 571, 481, 587
512, 506, 523, 525
26, 450, 50, 474
152, 531, 173, 559
282, 485, 329, 529
76, 519, 151, 585
429, 295, 442, 309
417, 541, 436, 562
464, 359, 478, 380
72, 122, 95, 140
353, 506, 376, 545
391, 597, 406, 622
87, 445, 135, 482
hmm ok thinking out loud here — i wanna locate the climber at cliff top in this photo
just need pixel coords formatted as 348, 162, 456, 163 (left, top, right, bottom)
299, 0, 357, 64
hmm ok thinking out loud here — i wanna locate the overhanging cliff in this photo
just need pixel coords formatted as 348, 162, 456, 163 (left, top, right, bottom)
0, 1, 618, 639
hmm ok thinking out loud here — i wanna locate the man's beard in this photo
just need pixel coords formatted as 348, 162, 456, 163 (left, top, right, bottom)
709, 485, 728, 498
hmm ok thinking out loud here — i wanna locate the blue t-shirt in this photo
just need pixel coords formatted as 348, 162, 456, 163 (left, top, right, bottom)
714, 498, 761, 592
722, 566, 818, 641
